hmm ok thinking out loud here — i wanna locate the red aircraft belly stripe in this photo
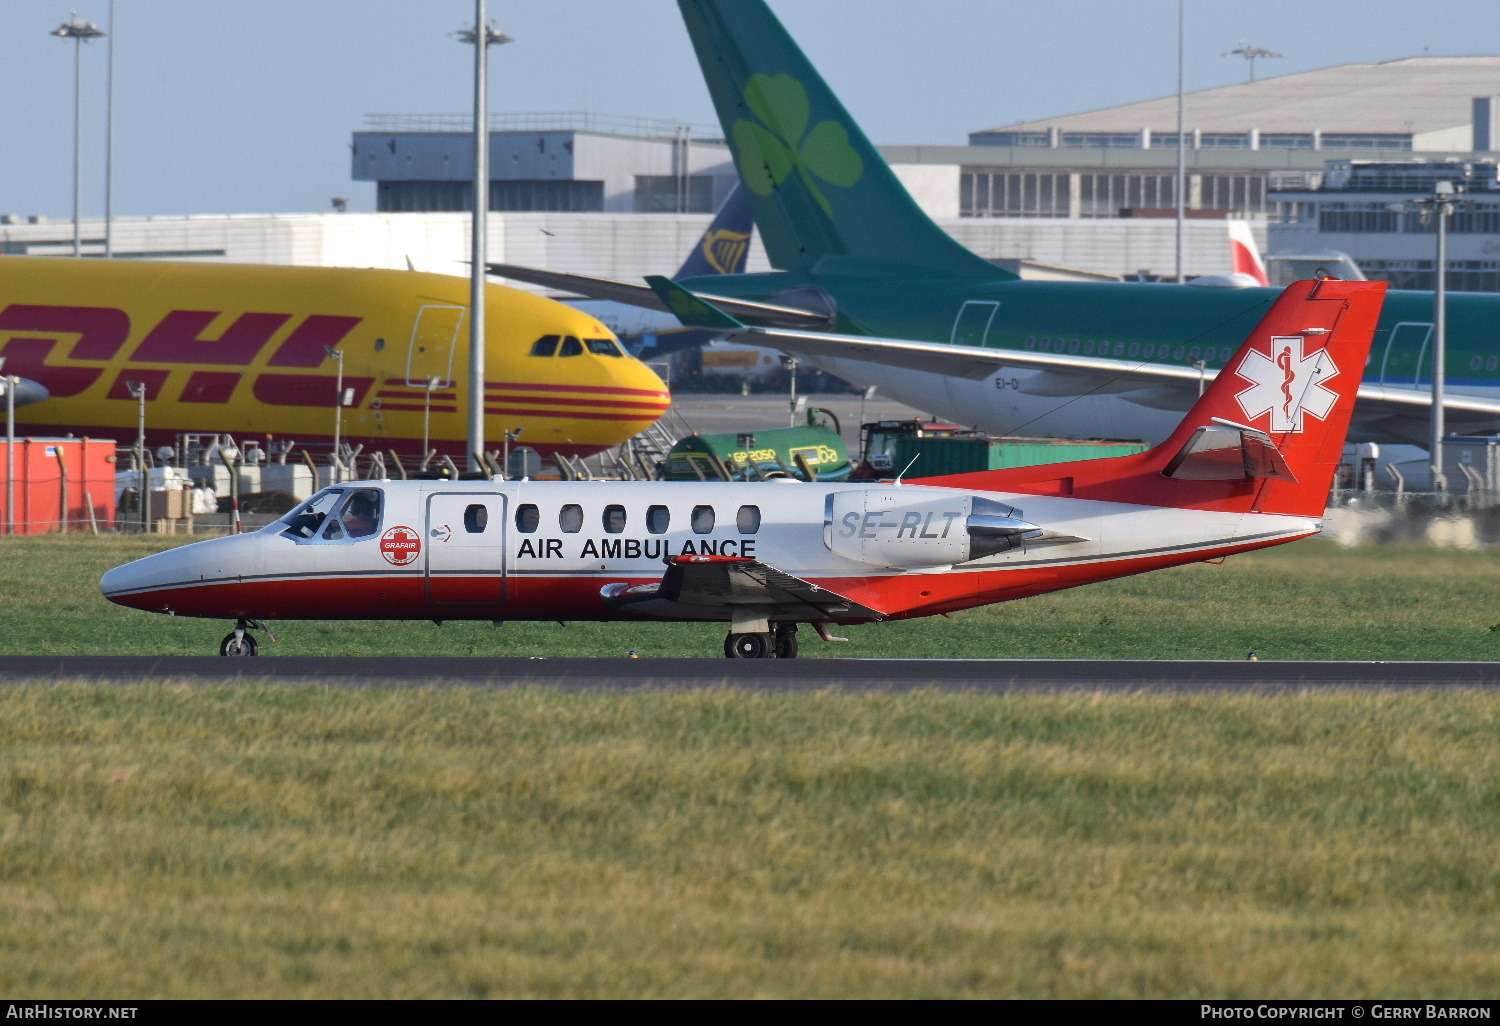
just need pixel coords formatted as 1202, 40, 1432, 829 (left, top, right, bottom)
484, 381, 669, 399
484, 394, 672, 412
374, 403, 460, 413
482, 406, 664, 422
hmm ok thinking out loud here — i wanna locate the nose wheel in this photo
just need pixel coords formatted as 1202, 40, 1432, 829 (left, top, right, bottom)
219, 619, 271, 657
724, 624, 799, 659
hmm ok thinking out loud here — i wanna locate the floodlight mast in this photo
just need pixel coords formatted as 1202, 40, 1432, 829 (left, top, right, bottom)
457, 4, 514, 472
125, 381, 147, 533
1, 359, 13, 536
1222, 42, 1282, 82
1393, 180, 1463, 490
51, 12, 106, 259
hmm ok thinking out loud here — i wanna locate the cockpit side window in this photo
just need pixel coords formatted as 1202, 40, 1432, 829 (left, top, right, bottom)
558, 336, 584, 357
530, 335, 560, 357
278, 489, 344, 539
585, 337, 623, 357
319, 488, 384, 542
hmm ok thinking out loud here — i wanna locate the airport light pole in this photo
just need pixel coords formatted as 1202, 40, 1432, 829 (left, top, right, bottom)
422, 376, 441, 459
324, 346, 344, 480
104, 0, 115, 257
52, 12, 106, 258
1, 360, 14, 537
126, 381, 147, 533
457, 4, 514, 471
1174, 0, 1186, 283
1414, 181, 1460, 491
1222, 42, 1283, 83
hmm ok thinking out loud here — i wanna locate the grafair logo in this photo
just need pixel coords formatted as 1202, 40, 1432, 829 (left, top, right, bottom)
1234, 335, 1339, 433
380, 525, 422, 566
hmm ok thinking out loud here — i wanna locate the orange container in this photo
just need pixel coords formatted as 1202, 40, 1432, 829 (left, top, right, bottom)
0, 437, 118, 535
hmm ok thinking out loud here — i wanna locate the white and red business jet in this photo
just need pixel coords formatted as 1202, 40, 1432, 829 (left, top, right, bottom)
102, 279, 1385, 659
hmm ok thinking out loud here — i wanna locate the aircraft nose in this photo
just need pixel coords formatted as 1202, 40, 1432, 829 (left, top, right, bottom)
2, 377, 50, 408
101, 534, 261, 613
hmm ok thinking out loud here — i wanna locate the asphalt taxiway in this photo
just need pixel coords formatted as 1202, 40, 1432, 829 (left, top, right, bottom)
1, 657, 1497, 692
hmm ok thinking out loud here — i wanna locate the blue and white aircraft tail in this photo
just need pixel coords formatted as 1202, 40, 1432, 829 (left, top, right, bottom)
491, 184, 758, 364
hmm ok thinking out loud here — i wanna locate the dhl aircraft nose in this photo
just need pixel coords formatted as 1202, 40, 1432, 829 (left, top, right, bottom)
484, 317, 671, 456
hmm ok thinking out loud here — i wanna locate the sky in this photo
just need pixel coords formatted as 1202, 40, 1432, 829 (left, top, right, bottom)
1, 0, 1495, 219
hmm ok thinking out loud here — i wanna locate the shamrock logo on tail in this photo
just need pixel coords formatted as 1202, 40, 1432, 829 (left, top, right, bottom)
732, 74, 863, 218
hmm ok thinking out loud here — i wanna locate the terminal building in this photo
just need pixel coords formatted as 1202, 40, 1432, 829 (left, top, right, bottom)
2, 55, 1496, 289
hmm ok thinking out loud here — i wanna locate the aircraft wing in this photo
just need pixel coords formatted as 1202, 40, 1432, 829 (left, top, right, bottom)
722, 324, 1500, 423
486, 263, 830, 329
601, 555, 887, 621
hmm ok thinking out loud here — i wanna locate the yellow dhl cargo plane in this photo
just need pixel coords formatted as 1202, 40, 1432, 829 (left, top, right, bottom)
0, 257, 670, 459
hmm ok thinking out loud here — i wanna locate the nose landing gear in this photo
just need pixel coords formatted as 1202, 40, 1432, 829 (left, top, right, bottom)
724, 622, 799, 659
219, 619, 272, 657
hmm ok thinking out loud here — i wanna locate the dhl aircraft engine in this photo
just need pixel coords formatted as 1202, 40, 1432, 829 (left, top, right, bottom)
823, 491, 1041, 569
0, 258, 669, 459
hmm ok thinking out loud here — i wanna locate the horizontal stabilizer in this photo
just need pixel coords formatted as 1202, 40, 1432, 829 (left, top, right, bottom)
645, 276, 746, 331
1163, 418, 1297, 482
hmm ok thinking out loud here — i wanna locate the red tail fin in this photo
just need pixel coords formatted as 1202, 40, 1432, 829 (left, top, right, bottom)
922, 279, 1389, 517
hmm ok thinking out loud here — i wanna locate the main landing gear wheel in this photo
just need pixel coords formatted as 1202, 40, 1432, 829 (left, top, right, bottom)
773, 623, 799, 660
219, 631, 258, 657
725, 632, 774, 659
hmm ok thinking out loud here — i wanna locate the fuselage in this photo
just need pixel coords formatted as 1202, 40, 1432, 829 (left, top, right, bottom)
690, 271, 1500, 445
101, 477, 1318, 626
0, 258, 670, 458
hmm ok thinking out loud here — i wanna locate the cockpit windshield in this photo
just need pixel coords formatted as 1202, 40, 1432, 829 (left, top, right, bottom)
274, 488, 384, 542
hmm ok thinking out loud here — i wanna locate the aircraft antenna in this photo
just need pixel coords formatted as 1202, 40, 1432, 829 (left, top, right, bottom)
895, 454, 920, 485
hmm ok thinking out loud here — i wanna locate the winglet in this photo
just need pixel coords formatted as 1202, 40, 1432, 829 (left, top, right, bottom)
644, 275, 747, 330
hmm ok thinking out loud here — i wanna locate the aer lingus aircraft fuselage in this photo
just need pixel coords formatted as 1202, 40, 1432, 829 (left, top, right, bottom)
676, 270, 1500, 446
495, 0, 1500, 449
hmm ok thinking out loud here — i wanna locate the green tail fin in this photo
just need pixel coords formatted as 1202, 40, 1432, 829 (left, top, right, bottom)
677, 0, 1009, 280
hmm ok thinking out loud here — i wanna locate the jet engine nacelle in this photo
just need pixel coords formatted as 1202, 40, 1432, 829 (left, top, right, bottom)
823, 490, 1040, 569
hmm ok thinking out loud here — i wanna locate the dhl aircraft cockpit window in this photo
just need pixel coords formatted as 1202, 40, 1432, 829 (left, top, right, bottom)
530, 335, 560, 357
558, 336, 584, 357
585, 338, 624, 357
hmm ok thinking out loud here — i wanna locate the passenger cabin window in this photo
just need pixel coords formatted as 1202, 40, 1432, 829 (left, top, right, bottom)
737, 505, 761, 535
317, 488, 383, 542
603, 504, 627, 534
515, 504, 540, 534
558, 336, 584, 357
586, 337, 623, 357
530, 335, 560, 357
559, 504, 584, 533
464, 504, 489, 534
691, 505, 715, 535
646, 505, 670, 534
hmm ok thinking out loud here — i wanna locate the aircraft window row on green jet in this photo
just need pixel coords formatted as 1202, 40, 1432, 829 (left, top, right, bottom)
1470, 356, 1500, 372
1024, 336, 1236, 365
528, 335, 627, 358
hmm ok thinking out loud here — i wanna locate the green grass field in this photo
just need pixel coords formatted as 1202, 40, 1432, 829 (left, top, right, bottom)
0, 686, 1495, 998
3, 534, 1498, 660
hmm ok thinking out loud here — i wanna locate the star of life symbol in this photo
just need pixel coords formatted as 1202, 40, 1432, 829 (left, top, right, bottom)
1234, 335, 1339, 433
